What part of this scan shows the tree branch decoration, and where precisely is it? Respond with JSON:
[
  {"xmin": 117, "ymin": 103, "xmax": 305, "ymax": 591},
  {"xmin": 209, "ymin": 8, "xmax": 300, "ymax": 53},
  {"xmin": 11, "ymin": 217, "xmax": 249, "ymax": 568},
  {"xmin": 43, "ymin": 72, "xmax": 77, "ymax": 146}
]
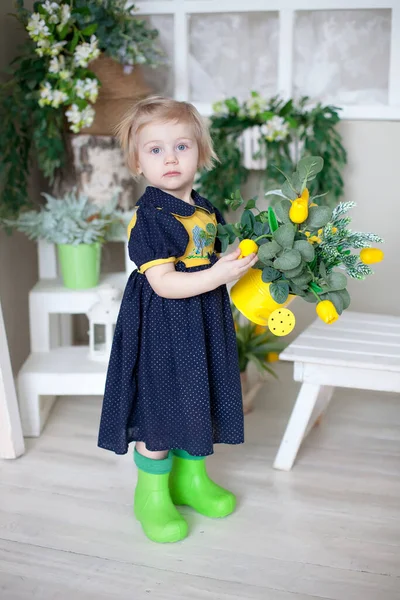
[{"xmin": 197, "ymin": 92, "xmax": 347, "ymax": 215}]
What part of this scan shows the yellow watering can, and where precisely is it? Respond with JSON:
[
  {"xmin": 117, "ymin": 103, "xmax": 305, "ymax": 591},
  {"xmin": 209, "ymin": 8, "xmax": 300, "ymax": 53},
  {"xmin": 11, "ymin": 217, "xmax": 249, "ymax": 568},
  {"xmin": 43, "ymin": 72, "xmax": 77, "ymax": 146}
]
[{"xmin": 231, "ymin": 268, "xmax": 296, "ymax": 336}]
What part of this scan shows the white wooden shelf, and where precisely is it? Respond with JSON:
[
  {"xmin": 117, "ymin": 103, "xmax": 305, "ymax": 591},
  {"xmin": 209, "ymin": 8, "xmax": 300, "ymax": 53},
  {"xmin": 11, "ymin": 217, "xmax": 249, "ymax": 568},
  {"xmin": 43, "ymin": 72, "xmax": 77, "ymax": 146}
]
[
  {"xmin": 17, "ymin": 227, "xmax": 134, "ymax": 437},
  {"xmin": 18, "ymin": 346, "xmax": 108, "ymax": 437},
  {"xmin": 30, "ymin": 272, "xmax": 127, "ymax": 314},
  {"xmin": 19, "ymin": 346, "xmax": 107, "ymax": 386},
  {"xmin": 29, "ymin": 271, "xmax": 128, "ymax": 353}
]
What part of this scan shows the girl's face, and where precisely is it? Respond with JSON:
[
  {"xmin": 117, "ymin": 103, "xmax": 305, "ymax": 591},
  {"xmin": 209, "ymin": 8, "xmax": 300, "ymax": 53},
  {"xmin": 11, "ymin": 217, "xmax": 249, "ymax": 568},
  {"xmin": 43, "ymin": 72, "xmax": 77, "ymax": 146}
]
[{"xmin": 136, "ymin": 120, "xmax": 199, "ymax": 200}]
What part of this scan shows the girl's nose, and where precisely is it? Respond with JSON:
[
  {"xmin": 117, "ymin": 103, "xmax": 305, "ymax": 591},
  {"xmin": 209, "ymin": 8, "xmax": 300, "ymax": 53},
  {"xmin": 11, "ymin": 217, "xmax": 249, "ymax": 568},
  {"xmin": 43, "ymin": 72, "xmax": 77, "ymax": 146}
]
[{"xmin": 165, "ymin": 152, "xmax": 178, "ymax": 164}]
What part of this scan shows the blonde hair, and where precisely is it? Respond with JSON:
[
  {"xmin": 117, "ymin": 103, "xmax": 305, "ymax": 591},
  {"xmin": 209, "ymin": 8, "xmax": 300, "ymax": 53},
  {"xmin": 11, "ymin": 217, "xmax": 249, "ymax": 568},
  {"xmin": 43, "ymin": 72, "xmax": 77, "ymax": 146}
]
[{"xmin": 115, "ymin": 95, "xmax": 218, "ymax": 178}]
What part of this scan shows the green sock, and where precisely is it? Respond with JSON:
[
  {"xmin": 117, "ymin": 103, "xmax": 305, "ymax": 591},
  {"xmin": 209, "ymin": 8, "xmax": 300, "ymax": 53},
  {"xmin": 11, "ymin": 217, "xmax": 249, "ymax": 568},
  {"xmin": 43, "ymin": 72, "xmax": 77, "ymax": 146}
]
[
  {"xmin": 134, "ymin": 448, "xmax": 172, "ymax": 473},
  {"xmin": 172, "ymin": 449, "xmax": 204, "ymax": 461}
]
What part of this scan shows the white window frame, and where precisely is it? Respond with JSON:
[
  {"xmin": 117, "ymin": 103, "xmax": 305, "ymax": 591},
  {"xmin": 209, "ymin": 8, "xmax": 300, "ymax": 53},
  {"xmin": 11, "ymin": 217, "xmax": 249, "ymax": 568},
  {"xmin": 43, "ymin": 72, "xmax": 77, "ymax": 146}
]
[{"xmin": 135, "ymin": 0, "xmax": 400, "ymax": 120}]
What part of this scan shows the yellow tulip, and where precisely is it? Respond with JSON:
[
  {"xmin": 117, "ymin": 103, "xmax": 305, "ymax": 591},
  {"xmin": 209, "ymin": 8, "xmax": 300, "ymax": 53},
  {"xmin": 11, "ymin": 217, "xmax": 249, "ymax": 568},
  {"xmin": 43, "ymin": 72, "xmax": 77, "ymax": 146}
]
[
  {"xmin": 289, "ymin": 200, "xmax": 309, "ymax": 224},
  {"xmin": 238, "ymin": 239, "xmax": 258, "ymax": 259},
  {"xmin": 300, "ymin": 188, "xmax": 309, "ymax": 203},
  {"xmin": 267, "ymin": 352, "xmax": 280, "ymax": 362},
  {"xmin": 316, "ymin": 300, "xmax": 339, "ymax": 325},
  {"xmin": 360, "ymin": 248, "xmax": 384, "ymax": 265}
]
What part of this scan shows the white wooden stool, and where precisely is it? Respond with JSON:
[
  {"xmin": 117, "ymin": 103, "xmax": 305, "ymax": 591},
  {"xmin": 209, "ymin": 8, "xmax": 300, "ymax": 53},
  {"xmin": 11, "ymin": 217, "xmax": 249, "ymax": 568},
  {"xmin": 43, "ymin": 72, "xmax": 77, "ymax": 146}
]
[{"xmin": 274, "ymin": 311, "xmax": 400, "ymax": 471}]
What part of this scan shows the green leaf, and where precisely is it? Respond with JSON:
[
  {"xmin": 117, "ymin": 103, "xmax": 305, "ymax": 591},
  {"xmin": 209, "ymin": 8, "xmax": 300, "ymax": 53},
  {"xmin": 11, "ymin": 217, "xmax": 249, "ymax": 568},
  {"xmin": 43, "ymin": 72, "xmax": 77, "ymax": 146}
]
[
  {"xmin": 255, "ymin": 259, "xmax": 271, "ymax": 269},
  {"xmin": 297, "ymin": 156, "xmax": 324, "ymax": 183},
  {"xmin": 336, "ymin": 288, "xmax": 351, "ymax": 310},
  {"xmin": 293, "ymin": 240, "xmax": 315, "ymax": 262},
  {"xmin": 223, "ymin": 223, "xmax": 238, "ymax": 243},
  {"xmin": 225, "ymin": 97, "xmax": 240, "ymax": 113},
  {"xmin": 281, "ymin": 180, "xmax": 298, "ymax": 200},
  {"xmin": 326, "ymin": 271, "xmax": 347, "ymax": 291},
  {"xmin": 306, "ymin": 206, "xmax": 332, "ymax": 228},
  {"xmin": 274, "ymin": 249, "xmax": 302, "ymax": 271},
  {"xmin": 72, "ymin": 6, "xmax": 91, "ymax": 16},
  {"xmin": 58, "ymin": 24, "xmax": 70, "ymax": 41},
  {"xmin": 258, "ymin": 240, "xmax": 281, "ymax": 262},
  {"xmin": 264, "ymin": 189, "xmax": 288, "ymax": 200},
  {"xmin": 69, "ymin": 30, "xmax": 80, "ymax": 53},
  {"xmin": 319, "ymin": 261, "xmax": 327, "ymax": 279},
  {"xmin": 274, "ymin": 199, "xmax": 291, "ymax": 224},
  {"xmin": 303, "ymin": 292, "xmax": 318, "ymax": 303},
  {"xmin": 289, "ymin": 282, "xmax": 307, "ymax": 296},
  {"xmin": 245, "ymin": 197, "xmax": 257, "ymax": 210},
  {"xmin": 220, "ymin": 236, "xmax": 229, "ymax": 253},
  {"xmin": 241, "ymin": 209, "xmax": 255, "ymax": 229},
  {"xmin": 326, "ymin": 291, "xmax": 344, "ymax": 315},
  {"xmin": 283, "ymin": 262, "xmax": 305, "ymax": 278},
  {"xmin": 253, "ymin": 221, "xmax": 263, "ymax": 236},
  {"xmin": 290, "ymin": 271, "xmax": 313, "ymax": 288},
  {"xmin": 273, "ymin": 223, "xmax": 295, "ymax": 249},
  {"xmin": 270, "ymin": 281, "xmax": 290, "ymax": 304},
  {"xmin": 291, "ymin": 172, "xmax": 302, "ymax": 193},
  {"xmin": 81, "ymin": 24, "xmax": 98, "ymax": 37},
  {"xmin": 261, "ymin": 267, "xmax": 281, "ymax": 283},
  {"xmin": 268, "ymin": 206, "xmax": 279, "ymax": 232}
]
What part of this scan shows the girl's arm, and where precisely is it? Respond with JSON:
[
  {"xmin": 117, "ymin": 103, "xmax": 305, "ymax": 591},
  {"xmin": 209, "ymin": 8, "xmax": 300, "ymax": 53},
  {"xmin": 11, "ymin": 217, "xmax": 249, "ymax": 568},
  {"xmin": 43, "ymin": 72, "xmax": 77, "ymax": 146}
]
[{"xmin": 145, "ymin": 248, "xmax": 258, "ymax": 299}]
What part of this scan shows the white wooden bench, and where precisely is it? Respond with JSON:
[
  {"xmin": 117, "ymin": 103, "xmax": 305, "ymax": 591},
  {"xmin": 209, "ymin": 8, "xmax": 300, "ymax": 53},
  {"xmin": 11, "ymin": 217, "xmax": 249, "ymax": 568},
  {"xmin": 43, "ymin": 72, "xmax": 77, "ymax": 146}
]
[{"xmin": 274, "ymin": 311, "xmax": 400, "ymax": 471}]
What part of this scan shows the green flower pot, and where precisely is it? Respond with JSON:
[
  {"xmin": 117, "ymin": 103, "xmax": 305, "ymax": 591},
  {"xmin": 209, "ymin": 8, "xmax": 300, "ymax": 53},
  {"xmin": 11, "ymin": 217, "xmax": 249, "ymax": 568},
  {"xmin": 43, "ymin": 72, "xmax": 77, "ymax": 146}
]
[{"xmin": 57, "ymin": 243, "xmax": 101, "ymax": 289}]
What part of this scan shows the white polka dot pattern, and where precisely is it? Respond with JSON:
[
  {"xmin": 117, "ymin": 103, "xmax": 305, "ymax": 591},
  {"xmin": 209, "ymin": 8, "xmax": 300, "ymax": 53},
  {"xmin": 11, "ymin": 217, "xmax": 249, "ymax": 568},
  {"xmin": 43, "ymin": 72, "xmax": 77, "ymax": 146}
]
[{"xmin": 98, "ymin": 187, "xmax": 244, "ymax": 456}]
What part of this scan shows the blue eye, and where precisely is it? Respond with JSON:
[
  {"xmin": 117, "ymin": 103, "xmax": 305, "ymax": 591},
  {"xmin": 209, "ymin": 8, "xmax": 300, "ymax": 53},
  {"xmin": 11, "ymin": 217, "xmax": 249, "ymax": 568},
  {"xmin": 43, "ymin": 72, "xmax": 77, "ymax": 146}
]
[
  {"xmin": 177, "ymin": 144, "xmax": 187, "ymax": 151},
  {"xmin": 151, "ymin": 147, "xmax": 161, "ymax": 154}
]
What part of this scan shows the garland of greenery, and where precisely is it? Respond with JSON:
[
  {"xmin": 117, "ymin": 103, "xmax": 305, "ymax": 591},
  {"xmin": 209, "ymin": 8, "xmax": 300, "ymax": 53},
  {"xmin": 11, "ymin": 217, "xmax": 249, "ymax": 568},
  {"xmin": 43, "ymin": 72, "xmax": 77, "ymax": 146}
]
[
  {"xmin": 197, "ymin": 92, "xmax": 347, "ymax": 215},
  {"xmin": 0, "ymin": 0, "xmax": 163, "ymax": 220}
]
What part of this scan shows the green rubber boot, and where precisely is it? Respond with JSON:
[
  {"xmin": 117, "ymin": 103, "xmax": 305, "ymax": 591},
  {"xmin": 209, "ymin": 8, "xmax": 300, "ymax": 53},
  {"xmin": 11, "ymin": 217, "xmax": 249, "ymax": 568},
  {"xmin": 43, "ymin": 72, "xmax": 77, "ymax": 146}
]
[
  {"xmin": 134, "ymin": 449, "xmax": 188, "ymax": 543},
  {"xmin": 169, "ymin": 450, "xmax": 236, "ymax": 518}
]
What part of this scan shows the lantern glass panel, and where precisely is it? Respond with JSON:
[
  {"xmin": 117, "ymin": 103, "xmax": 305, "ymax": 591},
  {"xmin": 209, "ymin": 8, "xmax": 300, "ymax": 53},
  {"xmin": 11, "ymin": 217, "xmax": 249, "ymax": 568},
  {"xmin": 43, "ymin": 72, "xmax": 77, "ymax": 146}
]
[{"xmin": 94, "ymin": 323, "xmax": 106, "ymax": 352}]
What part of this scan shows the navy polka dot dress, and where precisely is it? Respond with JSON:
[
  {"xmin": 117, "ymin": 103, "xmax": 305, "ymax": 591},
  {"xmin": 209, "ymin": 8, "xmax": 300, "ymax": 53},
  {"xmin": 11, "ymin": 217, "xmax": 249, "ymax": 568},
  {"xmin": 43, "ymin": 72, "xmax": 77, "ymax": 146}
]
[{"xmin": 98, "ymin": 186, "xmax": 244, "ymax": 456}]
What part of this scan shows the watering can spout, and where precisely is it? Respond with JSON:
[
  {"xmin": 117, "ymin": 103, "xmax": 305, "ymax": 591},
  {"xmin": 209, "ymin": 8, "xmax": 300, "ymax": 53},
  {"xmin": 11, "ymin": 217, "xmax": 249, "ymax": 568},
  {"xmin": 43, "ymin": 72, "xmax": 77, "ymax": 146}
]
[{"xmin": 230, "ymin": 268, "xmax": 296, "ymax": 335}]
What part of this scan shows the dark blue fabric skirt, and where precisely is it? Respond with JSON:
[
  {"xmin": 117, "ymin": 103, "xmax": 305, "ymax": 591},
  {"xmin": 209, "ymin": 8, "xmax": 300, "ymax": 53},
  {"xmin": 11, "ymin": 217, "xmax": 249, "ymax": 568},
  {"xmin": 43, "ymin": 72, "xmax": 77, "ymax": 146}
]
[{"xmin": 98, "ymin": 254, "xmax": 244, "ymax": 456}]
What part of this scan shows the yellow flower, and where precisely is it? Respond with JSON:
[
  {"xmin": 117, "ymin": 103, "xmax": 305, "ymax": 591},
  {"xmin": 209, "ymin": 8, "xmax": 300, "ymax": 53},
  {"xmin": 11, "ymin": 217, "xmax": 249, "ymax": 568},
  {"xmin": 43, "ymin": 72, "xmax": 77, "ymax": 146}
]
[
  {"xmin": 332, "ymin": 227, "xmax": 338, "ymax": 234},
  {"xmin": 254, "ymin": 324, "xmax": 266, "ymax": 335},
  {"xmin": 266, "ymin": 352, "xmax": 280, "ymax": 362},
  {"xmin": 305, "ymin": 231, "xmax": 322, "ymax": 244},
  {"xmin": 316, "ymin": 300, "xmax": 339, "ymax": 324},
  {"xmin": 359, "ymin": 248, "xmax": 384, "ymax": 265},
  {"xmin": 238, "ymin": 239, "xmax": 258, "ymax": 259},
  {"xmin": 300, "ymin": 188, "xmax": 309, "ymax": 203},
  {"xmin": 289, "ymin": 200, "xmax": 309, "ymax": 224}
]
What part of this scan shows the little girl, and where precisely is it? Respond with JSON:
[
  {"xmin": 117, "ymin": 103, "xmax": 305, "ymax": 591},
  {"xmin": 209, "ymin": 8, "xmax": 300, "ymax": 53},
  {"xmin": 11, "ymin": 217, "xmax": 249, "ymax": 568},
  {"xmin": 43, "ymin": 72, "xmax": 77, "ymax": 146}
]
[{"xmin": 98, "ymin": 95, "xmax": 258, "ymax": 543}]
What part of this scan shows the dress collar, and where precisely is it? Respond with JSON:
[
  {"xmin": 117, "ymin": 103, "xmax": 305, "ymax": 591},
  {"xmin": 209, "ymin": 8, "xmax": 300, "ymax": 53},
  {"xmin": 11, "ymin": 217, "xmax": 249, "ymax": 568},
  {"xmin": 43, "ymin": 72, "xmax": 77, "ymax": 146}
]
[{"xmin": 138, "ymin": 186, "xmax": 213, "ymax": 217}]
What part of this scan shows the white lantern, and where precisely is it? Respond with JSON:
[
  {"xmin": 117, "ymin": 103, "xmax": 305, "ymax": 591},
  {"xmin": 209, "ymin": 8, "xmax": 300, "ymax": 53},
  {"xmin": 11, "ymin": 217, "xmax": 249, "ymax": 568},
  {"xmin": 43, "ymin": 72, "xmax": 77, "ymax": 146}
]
[{"xmin": 87, "ymin": 284, "xmax": 122, "ymax": 362}]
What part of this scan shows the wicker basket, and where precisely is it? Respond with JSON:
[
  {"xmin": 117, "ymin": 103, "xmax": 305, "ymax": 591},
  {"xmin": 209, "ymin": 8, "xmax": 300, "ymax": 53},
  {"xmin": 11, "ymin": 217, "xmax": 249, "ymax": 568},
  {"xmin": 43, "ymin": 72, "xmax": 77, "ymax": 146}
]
[{"xmin": 81, "ymin": 54, "xmax": 152, "ymax": 136}]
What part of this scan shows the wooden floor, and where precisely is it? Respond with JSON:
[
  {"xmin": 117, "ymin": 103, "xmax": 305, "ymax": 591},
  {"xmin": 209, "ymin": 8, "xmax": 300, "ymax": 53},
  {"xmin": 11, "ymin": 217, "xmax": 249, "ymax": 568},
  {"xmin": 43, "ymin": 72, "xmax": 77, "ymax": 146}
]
[{"xmin": 1, "ymin": 363, "xmax": 400, "ymax": 600}]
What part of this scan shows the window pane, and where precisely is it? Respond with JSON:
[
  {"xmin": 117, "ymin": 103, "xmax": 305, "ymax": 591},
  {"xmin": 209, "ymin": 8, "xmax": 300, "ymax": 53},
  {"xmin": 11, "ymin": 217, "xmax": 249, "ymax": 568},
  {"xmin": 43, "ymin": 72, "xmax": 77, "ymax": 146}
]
[
  {"xmin": 141, "ymin": 15, "xmax": 174, "ymax": 97},
  {"xmin": 293, "ymin": 9, "xmax": 391, "ymax": 105},
  {"xmin": 189, "ymin": 12, "xmax": 279, "ymax": 102}
]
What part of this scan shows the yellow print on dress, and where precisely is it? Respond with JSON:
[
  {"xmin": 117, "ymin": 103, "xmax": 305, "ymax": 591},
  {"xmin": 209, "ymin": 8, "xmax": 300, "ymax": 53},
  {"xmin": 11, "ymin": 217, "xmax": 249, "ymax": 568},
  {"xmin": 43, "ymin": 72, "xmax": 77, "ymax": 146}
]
[{"xmin": 186, "ymin": 223, "xmax": 217, "ymax": 260}]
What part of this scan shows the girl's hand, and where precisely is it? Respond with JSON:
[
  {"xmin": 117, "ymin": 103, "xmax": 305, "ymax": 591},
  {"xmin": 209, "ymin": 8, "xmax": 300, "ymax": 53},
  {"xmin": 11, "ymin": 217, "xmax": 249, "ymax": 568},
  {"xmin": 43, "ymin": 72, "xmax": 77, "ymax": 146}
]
[{"xmin": 210, "ymin": 247, "xmax": 258, "ymax": 286}]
